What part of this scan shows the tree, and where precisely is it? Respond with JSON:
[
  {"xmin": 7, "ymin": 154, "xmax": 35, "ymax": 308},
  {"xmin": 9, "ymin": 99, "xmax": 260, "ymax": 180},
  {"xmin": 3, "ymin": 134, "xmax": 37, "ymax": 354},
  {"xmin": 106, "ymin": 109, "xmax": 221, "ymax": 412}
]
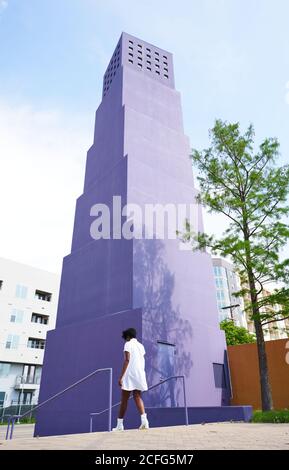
[
  {"xmin": 182, "ymin": 120, "xmax": 289, "ymax": 411},
  {"xmin": 220, "ymin": 319, "xmax": 256, "ymax": 346}
]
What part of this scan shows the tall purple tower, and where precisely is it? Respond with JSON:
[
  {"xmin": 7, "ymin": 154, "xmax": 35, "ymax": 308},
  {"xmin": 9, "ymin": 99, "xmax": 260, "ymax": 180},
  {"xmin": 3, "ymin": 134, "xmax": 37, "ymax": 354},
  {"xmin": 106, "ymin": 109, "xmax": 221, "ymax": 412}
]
[{"xmin": 35, "ymin": 33, "xmax": 250, "ymax": 436}]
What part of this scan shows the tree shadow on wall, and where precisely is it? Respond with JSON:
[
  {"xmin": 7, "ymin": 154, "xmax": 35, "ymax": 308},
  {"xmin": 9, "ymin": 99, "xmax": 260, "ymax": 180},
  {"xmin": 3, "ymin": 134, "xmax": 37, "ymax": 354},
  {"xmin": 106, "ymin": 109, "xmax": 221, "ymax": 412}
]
[{"xmin": 133, "ymin": 238, "xmax": 193, "ymax": 408}]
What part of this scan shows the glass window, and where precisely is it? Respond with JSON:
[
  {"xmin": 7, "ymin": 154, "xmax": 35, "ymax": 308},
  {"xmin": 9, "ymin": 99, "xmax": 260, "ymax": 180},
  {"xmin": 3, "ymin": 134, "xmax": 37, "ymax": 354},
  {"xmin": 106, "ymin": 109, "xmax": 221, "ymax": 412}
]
[
  {"xmin": 5, "ymin": 334, "xmax": 20, "ymax": 349},
  {"xmin": 27, "ymin": 338, "xmax": 45, "ymax": 349},
  {"xmin": 216, "ymin": 278, "xmax": 224, "ymax": 288},
  {"xmin": 15, "ymin": 284, "xmax": 28, "ymax": 299},
  {"xmin": 214, "ymin": 266, "xmax": 221, "ymax": 276},
  {"xmin": 10, "ymin": 309, "xmax": 24, "ymax": 323},
  {"xmin": 0, "ymin": 362, "xmax": 11, "ymax": 377},
  {"xmin": 31, "ymin": 313, "xmax": 49, "ymax": 325},
  {"xmin": 217, "ymin": 290, "xmax": 225, "ymax": 301}
]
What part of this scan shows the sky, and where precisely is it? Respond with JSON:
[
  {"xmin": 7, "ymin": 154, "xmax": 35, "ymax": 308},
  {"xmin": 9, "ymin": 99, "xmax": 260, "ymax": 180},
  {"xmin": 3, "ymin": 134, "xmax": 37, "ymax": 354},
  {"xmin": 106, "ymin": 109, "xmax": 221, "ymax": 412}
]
[{"xmin": 0, "ymin": 0, "xmax": 288, "ymax": 273}]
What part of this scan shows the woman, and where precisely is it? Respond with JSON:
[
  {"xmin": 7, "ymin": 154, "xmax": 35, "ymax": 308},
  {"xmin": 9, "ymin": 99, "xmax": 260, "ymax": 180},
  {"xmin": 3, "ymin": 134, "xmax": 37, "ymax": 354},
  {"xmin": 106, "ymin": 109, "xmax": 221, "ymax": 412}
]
[{"xmin": 113, "ymin": 328, "xmax": 149, "ymax": 431}]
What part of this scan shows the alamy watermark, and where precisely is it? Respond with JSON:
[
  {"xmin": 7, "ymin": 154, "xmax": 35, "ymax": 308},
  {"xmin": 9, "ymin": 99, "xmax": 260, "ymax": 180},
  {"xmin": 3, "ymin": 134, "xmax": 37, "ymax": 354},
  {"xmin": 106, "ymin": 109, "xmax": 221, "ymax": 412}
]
[{"xmin": 89, "ymin": 196, "xmax": 198, "ymax": 250}]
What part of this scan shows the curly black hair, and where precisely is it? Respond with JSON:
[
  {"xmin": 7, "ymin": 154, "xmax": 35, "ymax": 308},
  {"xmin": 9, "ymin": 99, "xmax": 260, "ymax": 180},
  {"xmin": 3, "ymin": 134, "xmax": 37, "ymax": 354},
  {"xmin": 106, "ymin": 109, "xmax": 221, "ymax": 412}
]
[{"xmin": 122, "ymin": 328, "xmax": 137, "ymax": 340}]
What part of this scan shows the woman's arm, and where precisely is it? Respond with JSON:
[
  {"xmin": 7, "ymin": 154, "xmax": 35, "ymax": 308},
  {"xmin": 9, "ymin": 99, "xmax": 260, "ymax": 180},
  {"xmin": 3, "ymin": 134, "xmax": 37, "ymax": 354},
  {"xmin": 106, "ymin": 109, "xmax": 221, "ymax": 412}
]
[{"xmin": 118, "ymin": 351, "xmax": 130, "ymax": 387}]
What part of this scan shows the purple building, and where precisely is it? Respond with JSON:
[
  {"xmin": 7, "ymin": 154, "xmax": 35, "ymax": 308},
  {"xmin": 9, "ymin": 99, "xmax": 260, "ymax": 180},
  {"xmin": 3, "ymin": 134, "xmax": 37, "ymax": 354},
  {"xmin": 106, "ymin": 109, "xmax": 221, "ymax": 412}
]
[{"xmin": 35, "ymin": 33, "xmax": 251, "ymax": 437}]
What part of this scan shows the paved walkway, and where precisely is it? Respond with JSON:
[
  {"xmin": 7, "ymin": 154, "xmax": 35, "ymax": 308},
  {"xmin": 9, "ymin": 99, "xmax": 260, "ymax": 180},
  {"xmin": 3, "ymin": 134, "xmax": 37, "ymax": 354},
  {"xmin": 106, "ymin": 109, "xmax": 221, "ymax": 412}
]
[
  {"xmin": 0, "ymin": 423, "xmax": 34, "ymax": 440},
  {"xmin": 1, "ymin": 422, "xmax": 289, "ymax": 450}
]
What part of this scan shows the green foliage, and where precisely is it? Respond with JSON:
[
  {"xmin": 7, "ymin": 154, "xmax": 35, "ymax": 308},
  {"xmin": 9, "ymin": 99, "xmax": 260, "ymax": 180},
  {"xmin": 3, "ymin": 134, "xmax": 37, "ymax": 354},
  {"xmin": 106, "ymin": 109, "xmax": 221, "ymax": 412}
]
[
  {"xmin": 0, "ymin": 417, "xmax": 35, "ymax": 425},
  {"xmin": 220, "ymin": 319, "xmax": 256, "ymax": 345},
  {"xmin": 182, "ymin": 119, "xmax": 289, "ymax": 327},
  {"xmin": 251, "ymin": 409, "xmax": 289, "ymax": 423},
  {"xmin": 180, "ymin": 119, "xmax": 289, "ymax": 410}
]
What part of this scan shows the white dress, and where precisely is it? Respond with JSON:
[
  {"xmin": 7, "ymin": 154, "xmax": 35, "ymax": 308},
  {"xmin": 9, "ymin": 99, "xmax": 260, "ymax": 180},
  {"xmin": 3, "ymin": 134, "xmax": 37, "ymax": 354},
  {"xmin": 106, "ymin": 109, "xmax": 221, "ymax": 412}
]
[{"xmin": 122, "ymin": 338, "xmax": 148, "ymax": 392}]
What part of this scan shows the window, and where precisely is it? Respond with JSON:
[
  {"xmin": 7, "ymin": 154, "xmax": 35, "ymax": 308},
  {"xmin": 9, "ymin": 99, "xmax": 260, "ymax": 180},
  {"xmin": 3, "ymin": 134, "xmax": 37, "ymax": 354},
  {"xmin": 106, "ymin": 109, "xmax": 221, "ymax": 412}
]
[
  {"xmin": 155, "ymin": 70, "xmax": 160, "ymax": 75},
  {"xmin": 147, "ymin": 67, "xmax": 151, "ymax": 71},
  {"xmin": 31, "ymin": 313, "xmax": 49, "ymax": 325},
  {"xmin": 215, "ymin": 278, "xmax": 223, "ymax": 288},
  {"xmin": 217, "ymin": 290, "xmax": 225, "ymax": 301},
  {"xmin": 128, "ymin": 52, "xmax": 133, "ymax": 57},
  {"xmin": 22, "ymin": 364, "xmax": 37, "ymax": 383},
  {"xmin": 6, "ymin": 334, "xmax": 20, "ymax": 349},
  {"xmin": 213, "ymin": 363, "xmax": 226, "ymax": 388},
  {"xmin": 18, "ymin": 391, "xmax": 33, "ymax": 405},
  {"xmin": 214, "ymin": 266, "xmax": 222, "ymax": 276},
  {"xmin": 27, "ymin": 338, "xmax": 45, "ymax": 349},
  {"xmin": 155, "ymin": 51, "xmax": 159, "ymax": 56},
  {"xmin": 163, "ymin": 55, "xmax": 167, "ymax": 59},
  {"xmin": 163, "ymin": 61, "xmax": 168, "ymax": 66},
  {"xmin": 10, "ymin": 309, "xmax": 24, "ymax": 323},
  {"xmin": 35, "ymin": 290, "xmax": 52, "ymax": 302},
  {"xmin": 147, "ymin": 60, "xmax": 151, "ymax": 65},
  {"xmin": 155, "ymin": 57, "xmax": 159, "ymax": 62},
  {"xmin": 146, "ymin": 54, "xmax": 151, "ymax": 59},
  {"xmin": 0, "ymin": 391, "xmax": 5, "ymax": 407},
  {"xmin": 155, "ymin": 64, "xmax": 160, "ymax": 68},
  {"xmin": 138, "ymin": 56, "xmax": 142, "ymax": 61},
  {"xmin": 0, "ymin": 280, "xmax": 3, "ymax": 290},
  {"xmin": 0, "ymin": 362, "xmax": 11, "ymax": 377},
  {"xmin": 15, "ymin": 284, "xmax": 28, "ymax": 299},
  {"xmin": 138, "ymin": 63, "xmax": 142, "ymax": 68},
  {"xmin": 137, "ymin": 44, "xmax": 142, "ymax": 48},
  {"xmin": 164, "ymin": 74, "xmax": 169, "ymax": 79},
  {"xmin": 129, "ymin": 40, "xmax": 133, "ymax": 44},
  {"xmin": 164, "ymin": 67, "xmax": 168, "ymax": 72},
  {"xmin": 146, "ymin": 47, "xmax": 151, "ymax": 52},
  {"xmin": 128, "ymin": 46, "xmax": 133, "ymax": 51},
  {"xmin": 128, "ymin": 59, "xmax": 133, "ymax": 64}
]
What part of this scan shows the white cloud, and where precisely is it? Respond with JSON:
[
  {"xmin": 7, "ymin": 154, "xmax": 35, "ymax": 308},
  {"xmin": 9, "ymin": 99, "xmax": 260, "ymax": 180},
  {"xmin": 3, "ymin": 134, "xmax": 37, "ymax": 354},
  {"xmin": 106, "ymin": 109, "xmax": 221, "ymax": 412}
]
[{"xmin": 0, "ymin": 101, "xmax": 92, "ymax": 273}]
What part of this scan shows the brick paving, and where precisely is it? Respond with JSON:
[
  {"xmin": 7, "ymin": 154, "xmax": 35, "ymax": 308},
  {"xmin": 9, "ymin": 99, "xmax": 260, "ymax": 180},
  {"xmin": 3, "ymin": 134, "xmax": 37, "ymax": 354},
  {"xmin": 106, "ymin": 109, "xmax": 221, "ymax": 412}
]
[{"xmin": 1, "ymin": 422, "xmax": 289, "ymax": 450}]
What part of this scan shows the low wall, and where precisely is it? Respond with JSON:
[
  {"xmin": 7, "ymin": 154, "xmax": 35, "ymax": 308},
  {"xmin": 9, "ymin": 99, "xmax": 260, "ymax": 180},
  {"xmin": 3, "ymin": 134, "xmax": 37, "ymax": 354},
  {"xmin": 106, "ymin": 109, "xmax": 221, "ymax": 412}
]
[{"xmin": 228, "ymin": 338, "xmax": 289, "ymax": 410}]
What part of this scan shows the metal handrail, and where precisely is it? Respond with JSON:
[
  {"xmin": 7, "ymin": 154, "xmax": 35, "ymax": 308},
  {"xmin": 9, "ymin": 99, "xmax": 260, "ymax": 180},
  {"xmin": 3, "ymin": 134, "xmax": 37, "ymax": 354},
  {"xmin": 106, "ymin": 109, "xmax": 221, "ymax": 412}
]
[
  {"xmin": 5, "ymin": 367, "xmax": 112, "ymax": 440},
  {"xmin": 89, "ymin": 375, "xmax": 188, "ymax": 432}
]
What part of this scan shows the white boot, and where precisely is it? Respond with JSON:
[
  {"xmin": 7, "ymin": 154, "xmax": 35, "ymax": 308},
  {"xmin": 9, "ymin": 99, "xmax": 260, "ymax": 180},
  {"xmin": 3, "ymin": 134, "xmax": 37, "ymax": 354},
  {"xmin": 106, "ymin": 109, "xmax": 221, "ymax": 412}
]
[
  {"xmin": 139, "ymin": 413, "xmax": 149, "ymax": 430},
  {"xmin": 112, "ymin": 418, "xmax": 124, "ymax": 431}
]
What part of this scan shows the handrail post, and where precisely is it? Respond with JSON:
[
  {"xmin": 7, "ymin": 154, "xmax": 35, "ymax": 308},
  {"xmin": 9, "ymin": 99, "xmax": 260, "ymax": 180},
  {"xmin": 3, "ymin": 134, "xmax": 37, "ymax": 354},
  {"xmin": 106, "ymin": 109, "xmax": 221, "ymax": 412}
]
[
  {"xmin": 108, "ymin": 368, "xmax": 112, "ymax": 432},
  {"xmin": 5, "ymin": 417, "xmax": 10, "ymax": 440},
  {"xmin": 5, "ymin": 366, "xmax": 113, "ymax": 441},
  {"xmin": 182, "ymin": 376, "xmax": 189, "ymax": 426},
  {"xmin": 10, "ymin": 417, "xmax": 16, "ymax": 439}
]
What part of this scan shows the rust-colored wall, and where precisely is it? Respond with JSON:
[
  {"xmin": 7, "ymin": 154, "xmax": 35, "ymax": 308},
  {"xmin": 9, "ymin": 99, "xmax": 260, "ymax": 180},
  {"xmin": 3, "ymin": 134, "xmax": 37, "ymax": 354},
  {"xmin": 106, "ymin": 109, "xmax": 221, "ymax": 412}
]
[{"xmin": 227, "ymin": 338, "xmax": 289, "ymax": 410}]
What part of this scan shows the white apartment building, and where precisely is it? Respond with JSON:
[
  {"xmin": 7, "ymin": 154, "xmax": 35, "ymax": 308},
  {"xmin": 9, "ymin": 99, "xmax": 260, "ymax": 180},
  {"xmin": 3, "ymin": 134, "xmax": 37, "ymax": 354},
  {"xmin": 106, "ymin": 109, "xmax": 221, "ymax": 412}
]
[
  {"xmin": 212, "ymin": 257, "xmax": 288, "ymax": 341},
  {"xmin": 0, "ymin": 257, "xmax": 59, "ymax": 409},
  {"xmin": 212, "ymin": 257, "xmax": 247, "ymax": 328},
  {"xmin": 246, "ymin": 287, "xmax": 289, "ymax": 341}
]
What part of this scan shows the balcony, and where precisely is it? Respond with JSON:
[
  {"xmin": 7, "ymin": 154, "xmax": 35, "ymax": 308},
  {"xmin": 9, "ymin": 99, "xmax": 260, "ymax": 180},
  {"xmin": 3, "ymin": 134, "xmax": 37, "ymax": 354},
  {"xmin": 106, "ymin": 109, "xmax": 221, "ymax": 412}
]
[
  {"xmin": 27, "ymin": 338, "xmax": 46, "ymax": 350},
  {"xmin": 34, "ymin": 289, "xmax": 52, "ymax": 302},
  {"xmin": 14, "ymin": 375, "xmax": 41, "ymax": 390}
]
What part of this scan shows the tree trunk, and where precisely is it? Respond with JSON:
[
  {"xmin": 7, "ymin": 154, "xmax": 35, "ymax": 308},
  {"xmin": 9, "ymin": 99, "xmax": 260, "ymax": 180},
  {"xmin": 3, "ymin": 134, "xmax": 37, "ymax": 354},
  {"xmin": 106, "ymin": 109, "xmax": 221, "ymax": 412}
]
[
  {"xmin": 247, "ymin": 267, "xmax": 273, "ymax": 411},
  {"xmin": 253, "ymin": 316, "xmax": 273, "ymax": 411},
  {"xmin": 242, "ymin": 219, "xmax": 273, "ymax": 411}
]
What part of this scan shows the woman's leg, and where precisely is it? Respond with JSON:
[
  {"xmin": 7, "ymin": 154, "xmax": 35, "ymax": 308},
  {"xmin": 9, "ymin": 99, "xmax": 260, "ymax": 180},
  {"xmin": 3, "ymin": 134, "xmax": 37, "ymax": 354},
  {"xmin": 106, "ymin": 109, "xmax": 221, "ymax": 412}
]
[
  {"xmin": 133, "ymin": 390, "xmax": 145, "ymax": 415},
  {"xmin": 118, "ymin": 390, "xmax": 131, "ymax": 418}
]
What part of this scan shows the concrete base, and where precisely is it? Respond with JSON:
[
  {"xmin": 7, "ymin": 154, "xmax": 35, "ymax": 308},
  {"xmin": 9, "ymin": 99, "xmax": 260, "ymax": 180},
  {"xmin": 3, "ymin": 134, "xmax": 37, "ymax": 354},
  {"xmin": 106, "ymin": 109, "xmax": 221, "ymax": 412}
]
[{"xmin": 48, "ymin": 404, "xmax": 252, "ymax": 437}]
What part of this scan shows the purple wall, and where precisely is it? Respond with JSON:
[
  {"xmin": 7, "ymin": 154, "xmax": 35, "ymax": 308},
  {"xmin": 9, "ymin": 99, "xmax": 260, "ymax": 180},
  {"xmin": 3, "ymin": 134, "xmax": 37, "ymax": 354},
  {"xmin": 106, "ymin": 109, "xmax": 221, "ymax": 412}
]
[{"xmin": 35, "ymin": 33, "xmax": 247, "ymax": 437}]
